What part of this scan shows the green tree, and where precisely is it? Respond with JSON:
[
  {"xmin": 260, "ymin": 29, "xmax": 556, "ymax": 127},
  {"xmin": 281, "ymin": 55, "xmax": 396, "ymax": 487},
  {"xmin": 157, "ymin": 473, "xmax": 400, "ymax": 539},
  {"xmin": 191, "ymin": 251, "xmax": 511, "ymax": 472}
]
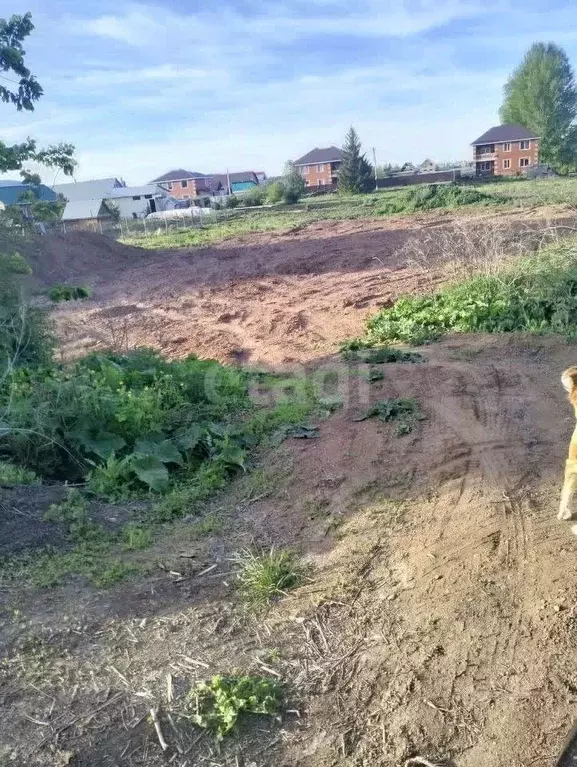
[
  {"xmin": 500, "ymin": 42, "xmax": 577, "ymax": 169},
  {"xmin": 282, "ymin": 160, "xmax": 305, "ymax": 203},
  {"xmin": 0, "ymin": 12, "xmax": 76, "ymax": 180},
  {"xmin": 338, "ymin": 126, "xmax": 373, "ymax": 194}
]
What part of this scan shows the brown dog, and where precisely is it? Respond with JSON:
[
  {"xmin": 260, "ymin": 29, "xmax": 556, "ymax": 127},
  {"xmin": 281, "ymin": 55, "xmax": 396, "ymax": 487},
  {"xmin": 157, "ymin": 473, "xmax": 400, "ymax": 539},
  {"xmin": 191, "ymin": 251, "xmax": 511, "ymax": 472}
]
[{"xmin": 559, "ymin": 367, "xmax": 577, "ymax": 520}]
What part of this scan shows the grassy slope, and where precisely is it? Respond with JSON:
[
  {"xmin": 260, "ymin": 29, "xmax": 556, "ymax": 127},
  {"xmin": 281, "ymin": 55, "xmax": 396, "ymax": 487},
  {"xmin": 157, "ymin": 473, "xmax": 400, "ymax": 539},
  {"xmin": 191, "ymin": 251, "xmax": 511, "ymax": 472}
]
[{"xmin": 120, "ymin": 177, "xmax": 577, "ymax": 251}]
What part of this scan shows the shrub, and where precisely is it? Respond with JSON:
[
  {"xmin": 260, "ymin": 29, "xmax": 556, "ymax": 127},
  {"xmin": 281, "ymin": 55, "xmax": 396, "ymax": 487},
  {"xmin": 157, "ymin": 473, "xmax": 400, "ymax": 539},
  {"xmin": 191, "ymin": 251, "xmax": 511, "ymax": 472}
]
[
  {"xmin": 225, "ymin": 195, "xmax": 240, "ymax": 209},
  {"xmin": 0, "ymin": 252, "xmax": 53, "ymax": 370},
  {"xmin": 48, "ymin": 284, "xmax": 91, "ymax": 303},
  {"xmin": 240, "ymin": 186, "xmax": 267, "ymax": 207},
  {"xmin": 266, "ymin": 181, "xmax": 285, "ymax": 203},
  {"xmin": 186, "ymin": 675, "xmax": 282, "ymax": 739},
  {"xmin": 366, "ymin": 243, "xmax": 577, "ymax": 345}
]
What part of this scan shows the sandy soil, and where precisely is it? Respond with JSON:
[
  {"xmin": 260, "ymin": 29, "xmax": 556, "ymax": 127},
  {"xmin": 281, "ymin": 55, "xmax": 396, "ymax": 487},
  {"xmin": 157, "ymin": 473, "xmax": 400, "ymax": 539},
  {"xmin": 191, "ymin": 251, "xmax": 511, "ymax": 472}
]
[{"xmin": 34, "ymin": 205, "xmax": 575, "ymax": 365}]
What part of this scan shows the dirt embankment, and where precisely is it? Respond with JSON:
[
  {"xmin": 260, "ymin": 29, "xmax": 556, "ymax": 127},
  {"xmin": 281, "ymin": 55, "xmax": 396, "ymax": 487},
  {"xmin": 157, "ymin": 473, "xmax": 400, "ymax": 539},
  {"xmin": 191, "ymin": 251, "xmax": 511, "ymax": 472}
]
[{"xmin": 34, "ymin": 205, "xmax": 577, "ymax": 365}]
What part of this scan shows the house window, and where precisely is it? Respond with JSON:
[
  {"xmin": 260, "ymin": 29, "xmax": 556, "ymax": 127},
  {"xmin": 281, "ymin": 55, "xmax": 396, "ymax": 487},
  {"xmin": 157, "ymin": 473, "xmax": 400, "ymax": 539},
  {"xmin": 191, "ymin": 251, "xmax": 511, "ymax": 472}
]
[
  {"xmin": 503, "ymin": 143, "xmax": 511, "ymax": 152},
  {"xmin": 503, "ymin": 159, "xmax": 511, "ymax": 169},
  {"xmin": 132, "ymin": 195, "xmax": 141, "ymax": 200},
  {"xmin": 317, "ymin": 164, "xmax": 324, "ymax": 172},
  {"xmin": 303, "ymin": 166, "xmax": 309, "ymax": 174},
  {"xmin": 166, "ymin": 182, "xmax": 172, "ymax": 190},
  {"xmin": 318, "ymin": 179, "xmax": 324, "ymax": 187},
  {"xmin": 144, "ymin": 194, "xmax": 152, "ymax": 199},
  {"xmin": 520, "ymin": 140, "xmax": 530, "ymax": 150},
  {"xmin": 181, "ymin": 180, "xmax": 188, "ymax": 188},
  {"xmin": 479, "ymin": 161, "xmax": 492, "ymax": 171},
  {"xmin": 519, "ymin": 157, "xmax": 530, "ymax": 167}
]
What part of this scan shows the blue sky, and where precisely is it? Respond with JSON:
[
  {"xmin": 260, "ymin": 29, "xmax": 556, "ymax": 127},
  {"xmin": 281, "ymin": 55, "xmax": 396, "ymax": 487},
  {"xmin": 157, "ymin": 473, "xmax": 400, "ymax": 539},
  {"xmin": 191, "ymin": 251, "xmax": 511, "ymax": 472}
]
[{"xmin": 1, "ymin": 0, "xmax": 576, "ymax": 184}]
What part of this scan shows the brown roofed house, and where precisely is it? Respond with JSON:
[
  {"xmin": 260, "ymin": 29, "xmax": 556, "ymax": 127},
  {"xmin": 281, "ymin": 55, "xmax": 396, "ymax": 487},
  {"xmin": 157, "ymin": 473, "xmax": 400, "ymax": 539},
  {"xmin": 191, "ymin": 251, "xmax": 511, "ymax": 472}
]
[
  {"xmin": 150, "ymin": 169, "xmax": 213, "ymax": 199},
  {"xmin": 293, "ymin": 146, "xmax": 343, "ymax": 188},
  {"xmin": 471, "ymin": 124, "xmax": 540, "ymax": 177}
]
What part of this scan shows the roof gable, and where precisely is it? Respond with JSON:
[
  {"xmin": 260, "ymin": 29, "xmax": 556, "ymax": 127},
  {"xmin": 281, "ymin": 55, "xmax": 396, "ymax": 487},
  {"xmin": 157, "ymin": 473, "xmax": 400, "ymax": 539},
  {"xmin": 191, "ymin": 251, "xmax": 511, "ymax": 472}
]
[
  {"xmin": 0, "ymin": 183, "xmax": 58, "ymax": 206},
  {"xmin": 61, "ymin": 199, "xmax": 110, "ymax": 221},
  {"xmin": 472, "ymin": 124, "xmax": 540, "ymax": 145},
  {"xmin": 293, "ymin": 146, "xmax": 344, "ymax": 166},
  {"xmin": 151, "ymin": 169, "xmax": 209, "ymax": 183},
  {"xmin": 53, "ymin": 178, "xmax": 122, "ymax": 202}
]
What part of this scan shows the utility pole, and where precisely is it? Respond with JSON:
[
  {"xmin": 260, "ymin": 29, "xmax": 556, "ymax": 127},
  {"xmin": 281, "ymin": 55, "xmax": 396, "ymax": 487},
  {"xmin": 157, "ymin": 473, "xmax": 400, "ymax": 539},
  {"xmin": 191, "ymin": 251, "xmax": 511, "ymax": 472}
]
[
  {"xmin": 372, "ymin": 147, "xmax": 378, "ymax": 191},
  {"xmin": 226, "ymin": 168, "xmax": 232, "ymax": 196}
]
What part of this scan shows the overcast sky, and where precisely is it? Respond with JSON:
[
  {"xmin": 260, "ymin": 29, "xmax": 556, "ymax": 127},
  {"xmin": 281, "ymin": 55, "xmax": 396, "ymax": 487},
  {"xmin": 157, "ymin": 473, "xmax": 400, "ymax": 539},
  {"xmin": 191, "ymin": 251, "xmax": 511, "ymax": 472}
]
[{"xmin": 1, "ymin": 0, "xmax": 576, "ymax": 185}]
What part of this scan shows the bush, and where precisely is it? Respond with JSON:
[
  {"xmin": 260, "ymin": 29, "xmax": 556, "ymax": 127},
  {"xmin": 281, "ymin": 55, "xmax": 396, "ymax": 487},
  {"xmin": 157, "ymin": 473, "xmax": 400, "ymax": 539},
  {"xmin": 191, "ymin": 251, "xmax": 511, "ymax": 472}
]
[
  {"xmin": 0, "ymin": 349, "xmax": 250, "ymax": 494},
  {"xmin": 240, "ymin": 186, "xmax": 267, "ymax": 207},
  {"xmin": 0, "ymin": 252, "xmax": 53, "ymax": 370},
  {"xmin": 48, "ymin": 284, "xmax": 91, "ymax": 303},
  {"xmin": 377, "ymin": 183, "xmax": 503, "ymax": 215},
  {"xmin": 225, "ymin": 195, "xmax": 240, "ymax": 209},
  {"xmin": 266, "ymin": 182, "xmax": 285, "ymax": 203},
  {"xmin": 366, "ymin": 243, "xmax": 577, "ymax": 345}
]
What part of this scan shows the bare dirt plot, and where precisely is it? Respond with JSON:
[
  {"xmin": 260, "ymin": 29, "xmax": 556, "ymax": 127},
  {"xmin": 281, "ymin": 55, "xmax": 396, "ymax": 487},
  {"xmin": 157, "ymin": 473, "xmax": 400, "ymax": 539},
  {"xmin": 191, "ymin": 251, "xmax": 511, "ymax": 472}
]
[
  {"xmin": 40, "ymin": 205, "xmax": 577, "ymax": 365},
  {"xmin": 2, "ymin": 335, "xmax": 577, "ymax": 766}
]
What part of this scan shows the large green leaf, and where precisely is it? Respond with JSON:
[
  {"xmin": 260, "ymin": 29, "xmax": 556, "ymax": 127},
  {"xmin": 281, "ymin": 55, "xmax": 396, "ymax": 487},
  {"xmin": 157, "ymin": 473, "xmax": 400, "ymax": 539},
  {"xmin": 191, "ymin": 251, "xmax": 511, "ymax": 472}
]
[
  {"xmin": 174, "ymin": 424, "xmax": 204, "ymax": 452},
  {"xmin": 134, "ymin": 435, "xmax": 183, "ymax": 466},
  {"xmin": 131, "ymin": 455, "xmax": 169, "ymax": 492},
  {"xmin": 76, "ymin": 430, "xmax": 126, "ymax": 460}
]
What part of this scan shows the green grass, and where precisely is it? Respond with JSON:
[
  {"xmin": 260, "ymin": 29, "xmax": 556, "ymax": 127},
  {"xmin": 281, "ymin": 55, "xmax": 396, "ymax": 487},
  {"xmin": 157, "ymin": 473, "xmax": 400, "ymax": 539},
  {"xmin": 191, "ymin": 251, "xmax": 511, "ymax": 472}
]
[
  {"xmin": 0, "ymin": 460, "xmax": 40, "ymax": 486},
  {"xmin": 366, "ymin": 239, "xmax": 577, "ymax": 346},
  {"xmin": 233, "ymin": 547, "xmax": 304, "ymax": 607},
  {"xmin": 120, "ymin": 178, "xmax": 577, "ymax": 251}
]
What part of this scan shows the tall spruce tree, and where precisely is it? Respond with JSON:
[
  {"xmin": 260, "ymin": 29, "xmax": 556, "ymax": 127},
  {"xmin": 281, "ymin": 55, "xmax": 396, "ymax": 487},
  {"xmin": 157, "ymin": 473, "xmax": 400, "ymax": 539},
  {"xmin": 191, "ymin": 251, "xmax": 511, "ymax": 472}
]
[
  {"xmin": 338, "ymin": 126, "xmax": 373, "ymax": 194},
  {"xmin": 500, "ymin": 42, "xmax": 577, "ymax": 169}
]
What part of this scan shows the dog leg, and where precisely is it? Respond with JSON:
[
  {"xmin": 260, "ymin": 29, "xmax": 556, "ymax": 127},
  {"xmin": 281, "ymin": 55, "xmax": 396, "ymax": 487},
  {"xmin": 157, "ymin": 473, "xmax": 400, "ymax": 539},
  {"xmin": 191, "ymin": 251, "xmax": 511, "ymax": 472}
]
[{"xmin": 559, "ymin": 460, "xmax": 577, "ymax": 520}]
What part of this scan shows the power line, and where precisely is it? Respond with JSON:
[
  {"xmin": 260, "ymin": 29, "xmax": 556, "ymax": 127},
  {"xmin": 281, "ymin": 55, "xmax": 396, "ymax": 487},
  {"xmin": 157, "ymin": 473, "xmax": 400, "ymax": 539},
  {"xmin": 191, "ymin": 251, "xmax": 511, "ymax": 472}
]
[{"xmin": 0, "ymin": 72, "xmax": 22, "ymax": 85}]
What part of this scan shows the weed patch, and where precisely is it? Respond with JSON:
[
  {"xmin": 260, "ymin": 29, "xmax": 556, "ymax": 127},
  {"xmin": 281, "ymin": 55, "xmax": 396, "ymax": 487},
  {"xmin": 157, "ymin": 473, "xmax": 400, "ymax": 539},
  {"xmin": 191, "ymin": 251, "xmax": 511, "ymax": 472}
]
[
  {"xmin": 376, "ymin": 183, "xmax": 504, "ymax": 215},
  {"xmin": 0, "ymin": 460, "xmax": 40, "ymax": 486},
  {"xmin": 48, "ymin": 284, "xmax": 91, "ymax": 302},
  {"xmin": 367, "ymin": 242, "xmax": 577, "ymax": 345},
  {"xmin": 354, "ymin": 398, "xmax": 425, "ymax": 435},
  {"xmin": 185, "ymin": 675, "xmax": 282, "ymax": 739},
  {"xmin": 233, "ymin": 547, "xmax": 304, "ymax": 606}
]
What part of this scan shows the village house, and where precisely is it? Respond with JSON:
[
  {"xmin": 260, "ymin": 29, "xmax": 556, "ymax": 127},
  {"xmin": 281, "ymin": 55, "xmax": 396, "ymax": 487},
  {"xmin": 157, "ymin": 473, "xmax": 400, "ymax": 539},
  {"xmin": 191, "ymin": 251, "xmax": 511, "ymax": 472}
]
[
  {"xmin": 150, "ymin": 169, "xmax": 213, "ymax": 199},
  {"xmin": 293, "ymin": 147, "xmax": 343, "ymax": 188},
  {"xmin": 472, "ymin": 124, "xmax": 540, "ymax": 177}
]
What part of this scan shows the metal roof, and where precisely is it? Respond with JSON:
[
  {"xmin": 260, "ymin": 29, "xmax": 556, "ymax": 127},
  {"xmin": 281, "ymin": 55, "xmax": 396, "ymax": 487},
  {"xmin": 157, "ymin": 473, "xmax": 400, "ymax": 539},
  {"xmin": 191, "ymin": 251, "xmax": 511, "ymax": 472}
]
[
  {"xmin": 472, "ymin": 124, "xmax": 540, "ymax": 145},
  {"xmin": 61, "ymin": 199, "xmax": 111, "ymax": 221},
  {"xmin": 293, "ymin": 146, "xmax": 344, "ymax": 166},
  {"xmin": 151, "ymin": 169, "xmax": 209, "ymax": 183},
  {"xmin": 108, "ymin": 184, "xmax": 167, "ymax": 198},
  {"xmin": 53, "ymin": 178, "xmax": 123, "ymax": 202},
  {"xmin": 0, "ymin": 183, "xmax": 58, "ymax": 206}
]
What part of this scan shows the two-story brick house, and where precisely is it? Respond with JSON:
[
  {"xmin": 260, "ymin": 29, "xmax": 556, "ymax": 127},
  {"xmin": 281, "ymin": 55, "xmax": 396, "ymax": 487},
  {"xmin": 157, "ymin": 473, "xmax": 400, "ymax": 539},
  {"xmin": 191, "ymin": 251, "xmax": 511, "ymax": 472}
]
[
  {"xmin": 472, "ymin": 124, "xmax": 540, "ymax": 177},
  {"xmin": 150, "ymin": 169, "xmax": 213, "ymax": 200},
  {"xmin": 293, "ymin": 147, "xmax": 344, "ymax": 188}
]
